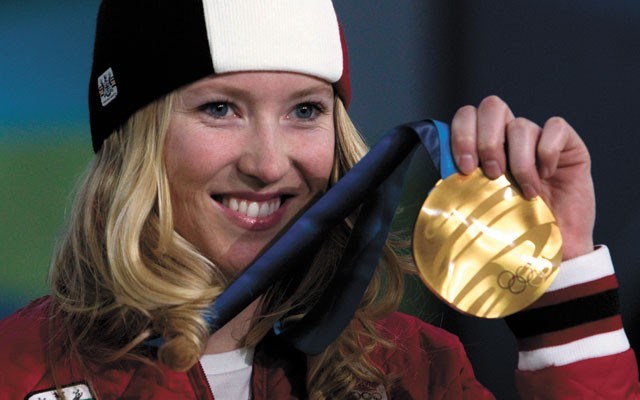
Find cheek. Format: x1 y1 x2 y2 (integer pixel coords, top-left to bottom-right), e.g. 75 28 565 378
319 141 336 180
165 119 199 185
164 120 233 188
298 131 335 188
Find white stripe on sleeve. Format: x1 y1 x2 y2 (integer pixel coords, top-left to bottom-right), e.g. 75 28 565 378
547 246 614 292
517 328 630 371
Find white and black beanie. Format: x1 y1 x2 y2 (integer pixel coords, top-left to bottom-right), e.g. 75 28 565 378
89 0 351 152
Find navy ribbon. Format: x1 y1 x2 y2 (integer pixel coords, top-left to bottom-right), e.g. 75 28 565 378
147 119 455 354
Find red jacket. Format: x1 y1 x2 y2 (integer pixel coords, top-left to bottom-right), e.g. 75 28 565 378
2 246 638 399
0 294 637 399
0 297 488 399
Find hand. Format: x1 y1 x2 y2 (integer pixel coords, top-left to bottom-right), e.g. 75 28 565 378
450 95 595 260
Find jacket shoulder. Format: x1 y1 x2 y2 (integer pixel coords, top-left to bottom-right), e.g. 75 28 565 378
0 296 54 397
0 296 52 351
372 312 493 399
375 312 462 352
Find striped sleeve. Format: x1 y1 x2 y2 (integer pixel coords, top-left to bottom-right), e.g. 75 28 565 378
505 246 630 372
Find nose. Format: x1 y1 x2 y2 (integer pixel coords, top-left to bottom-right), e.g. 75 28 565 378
238 119 290 185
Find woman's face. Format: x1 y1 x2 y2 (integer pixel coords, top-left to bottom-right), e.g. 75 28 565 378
165 72 336 276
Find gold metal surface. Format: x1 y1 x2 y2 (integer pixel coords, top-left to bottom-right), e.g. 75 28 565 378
412 169 562 318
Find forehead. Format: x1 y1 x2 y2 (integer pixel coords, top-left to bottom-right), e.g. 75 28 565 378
179 71 335 102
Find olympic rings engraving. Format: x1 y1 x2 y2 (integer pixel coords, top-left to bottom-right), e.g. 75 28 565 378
497 263 553 294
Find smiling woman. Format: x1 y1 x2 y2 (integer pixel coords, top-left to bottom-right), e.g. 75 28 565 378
0 1 638 399
166 73 336 274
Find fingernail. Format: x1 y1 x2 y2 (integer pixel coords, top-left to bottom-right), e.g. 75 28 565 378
457 154 475 173
520 183 537 199
483 160 502 179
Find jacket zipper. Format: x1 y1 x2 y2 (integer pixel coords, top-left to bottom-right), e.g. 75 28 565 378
187 361 216 400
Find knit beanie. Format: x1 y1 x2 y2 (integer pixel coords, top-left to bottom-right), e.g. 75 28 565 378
88 0 351 152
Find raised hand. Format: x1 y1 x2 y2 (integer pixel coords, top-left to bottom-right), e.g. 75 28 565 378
450 95 595 259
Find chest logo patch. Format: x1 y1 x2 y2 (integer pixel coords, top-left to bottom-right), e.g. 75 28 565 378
352 384 388 399
25 382 95 400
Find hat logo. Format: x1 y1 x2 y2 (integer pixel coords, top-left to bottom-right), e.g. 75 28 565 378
98 67 118 106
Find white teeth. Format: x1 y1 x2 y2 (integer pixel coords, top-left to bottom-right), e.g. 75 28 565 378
239 200 248 214
220 196 282 218
246 202 260 218
259 203 270 217
270 198 281 214
229 198 239 212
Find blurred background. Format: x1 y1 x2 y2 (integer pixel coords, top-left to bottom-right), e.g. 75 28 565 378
2 1 639 397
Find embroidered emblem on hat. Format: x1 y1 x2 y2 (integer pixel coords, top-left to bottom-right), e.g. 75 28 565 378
98 67 118 106
24 382 95 400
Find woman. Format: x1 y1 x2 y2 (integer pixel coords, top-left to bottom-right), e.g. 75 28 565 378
0 1 637 399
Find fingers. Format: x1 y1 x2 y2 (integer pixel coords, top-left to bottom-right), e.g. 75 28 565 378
451 95 515 178
476 96 515 179
507 117 583 198
451 105 479 174
506 118 543 198
537 116 576 178
451 96 583 199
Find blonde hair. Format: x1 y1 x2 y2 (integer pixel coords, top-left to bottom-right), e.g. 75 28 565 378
49 93 414 397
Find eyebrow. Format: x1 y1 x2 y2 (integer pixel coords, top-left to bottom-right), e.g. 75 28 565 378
288 84 335 100
183 78 334 102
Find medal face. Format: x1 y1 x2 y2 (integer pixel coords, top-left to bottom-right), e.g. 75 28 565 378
412 169 562 318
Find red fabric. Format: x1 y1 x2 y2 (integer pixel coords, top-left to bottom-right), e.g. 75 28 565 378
370 313 494 399
515 350 640 399
1 297 637 399
335 23 351 107
528 275 619 309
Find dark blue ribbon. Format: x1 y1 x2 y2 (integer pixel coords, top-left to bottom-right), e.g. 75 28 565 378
146 119 455 354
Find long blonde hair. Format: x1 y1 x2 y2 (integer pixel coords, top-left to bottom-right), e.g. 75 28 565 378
49 93 414 398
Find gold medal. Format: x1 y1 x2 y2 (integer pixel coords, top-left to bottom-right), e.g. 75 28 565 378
412 168 562 318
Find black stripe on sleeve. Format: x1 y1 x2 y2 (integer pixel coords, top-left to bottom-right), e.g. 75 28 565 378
505 289 620 339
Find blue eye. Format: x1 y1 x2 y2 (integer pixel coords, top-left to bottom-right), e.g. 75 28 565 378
204 102 231 118
294 103 321 120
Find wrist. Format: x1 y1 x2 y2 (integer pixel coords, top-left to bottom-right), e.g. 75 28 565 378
561 239 595 261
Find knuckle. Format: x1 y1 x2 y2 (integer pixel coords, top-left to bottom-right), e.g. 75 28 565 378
545 116 568 131
455 104 477 116
451 107 475 130
479 95 505 110
508 117 534 132
477 141 502 157
451 132 475 149
537 145 555 161
510 165 532 179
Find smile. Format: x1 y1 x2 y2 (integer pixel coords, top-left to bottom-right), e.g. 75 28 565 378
220 196 282 218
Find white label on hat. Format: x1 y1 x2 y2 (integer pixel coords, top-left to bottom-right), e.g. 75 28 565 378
202 0 343 83
98 67 118 106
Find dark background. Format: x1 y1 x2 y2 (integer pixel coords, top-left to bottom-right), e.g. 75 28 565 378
2 1 639 398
